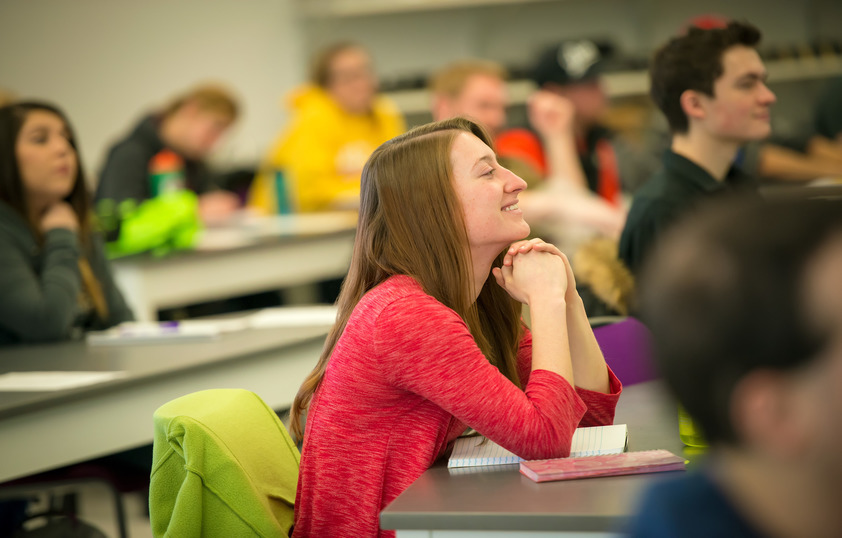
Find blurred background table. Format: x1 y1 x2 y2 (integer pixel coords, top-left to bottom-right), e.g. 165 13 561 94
111 211 357 321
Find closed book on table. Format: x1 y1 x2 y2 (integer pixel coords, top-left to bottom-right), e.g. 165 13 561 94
519 449 686 483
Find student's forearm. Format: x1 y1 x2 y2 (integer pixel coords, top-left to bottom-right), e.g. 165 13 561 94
758 144 842 181
807 136 842 165
542 133 588 189
566 296 610 393
529 296 574 386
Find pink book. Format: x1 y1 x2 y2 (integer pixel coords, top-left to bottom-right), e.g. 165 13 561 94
519 449 686 483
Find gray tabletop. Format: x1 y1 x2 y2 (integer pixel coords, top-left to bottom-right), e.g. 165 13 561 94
0 324 332 482
0 324 330 419
380 380 701 533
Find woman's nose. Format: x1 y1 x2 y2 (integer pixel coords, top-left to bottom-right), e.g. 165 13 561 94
504 168 528 192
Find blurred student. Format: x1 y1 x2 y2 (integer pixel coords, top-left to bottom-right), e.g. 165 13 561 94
249 42 405 214
800 76 842 172
430 59 509 136
684 17 842 184
0 102 133 344
430 59 625 243
95 84 241 251
630 195 842 538
497 41 657 204
290 118 621 537
619 21 775 275
814 76 842 145
0 88 16 107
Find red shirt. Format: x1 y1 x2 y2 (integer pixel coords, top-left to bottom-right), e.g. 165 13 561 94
293 275 622 537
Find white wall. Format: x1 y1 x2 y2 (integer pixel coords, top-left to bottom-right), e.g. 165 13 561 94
0 0 835 185
0 0 306 184
303 0 823 79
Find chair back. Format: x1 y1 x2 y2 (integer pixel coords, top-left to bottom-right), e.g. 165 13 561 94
150 389 299 537
593 317 658 386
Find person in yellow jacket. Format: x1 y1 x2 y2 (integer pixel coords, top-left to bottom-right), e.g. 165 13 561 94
250 42 405 213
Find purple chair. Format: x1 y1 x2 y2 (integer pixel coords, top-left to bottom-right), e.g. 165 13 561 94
593 317 658 386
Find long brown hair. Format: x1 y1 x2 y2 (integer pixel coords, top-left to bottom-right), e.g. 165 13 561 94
290 117 523 441
0 102 108 321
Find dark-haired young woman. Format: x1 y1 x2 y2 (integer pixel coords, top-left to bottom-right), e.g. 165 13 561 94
0 102 132 344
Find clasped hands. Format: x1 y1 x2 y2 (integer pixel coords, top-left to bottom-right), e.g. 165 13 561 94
492 238 577 305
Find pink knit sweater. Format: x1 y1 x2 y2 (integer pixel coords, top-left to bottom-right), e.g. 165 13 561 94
292 275 622 537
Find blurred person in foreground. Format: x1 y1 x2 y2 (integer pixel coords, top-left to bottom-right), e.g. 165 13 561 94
95 83 241 254
629 194 842 538
249 42 405 214
619 21 774 276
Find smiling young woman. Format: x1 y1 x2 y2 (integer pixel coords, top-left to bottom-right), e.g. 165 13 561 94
289 117 621 538
0 102 133 344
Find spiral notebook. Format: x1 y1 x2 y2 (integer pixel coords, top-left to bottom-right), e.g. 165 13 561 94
447 424 628 469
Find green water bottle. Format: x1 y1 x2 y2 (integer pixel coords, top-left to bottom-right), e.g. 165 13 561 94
274 170 293 214
678 404 708 447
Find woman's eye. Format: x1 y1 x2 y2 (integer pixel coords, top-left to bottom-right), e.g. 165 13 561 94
483 168 495 177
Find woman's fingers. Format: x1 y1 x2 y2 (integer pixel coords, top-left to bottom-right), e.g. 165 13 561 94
505 238 562 266
492 266 505 289
531 241 564 259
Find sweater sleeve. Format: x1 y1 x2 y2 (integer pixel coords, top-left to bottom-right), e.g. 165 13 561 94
378 296 588 461
516 326 621 427
88 233 135 328
0 229 82 342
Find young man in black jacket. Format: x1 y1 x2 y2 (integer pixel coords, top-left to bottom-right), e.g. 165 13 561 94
619 22 776 275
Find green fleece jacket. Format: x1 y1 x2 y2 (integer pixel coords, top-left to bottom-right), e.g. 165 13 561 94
0 201 134 345
151 389 299 537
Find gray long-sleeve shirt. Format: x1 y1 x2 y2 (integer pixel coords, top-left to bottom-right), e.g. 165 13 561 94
0 201 134 345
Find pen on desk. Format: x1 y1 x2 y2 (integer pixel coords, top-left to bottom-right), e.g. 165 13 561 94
117 321 180 337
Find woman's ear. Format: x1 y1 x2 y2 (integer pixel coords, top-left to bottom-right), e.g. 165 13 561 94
730 370 812 460
679 89 707 123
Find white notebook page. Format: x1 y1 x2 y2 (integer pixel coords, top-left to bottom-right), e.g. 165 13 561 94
448 424 628 468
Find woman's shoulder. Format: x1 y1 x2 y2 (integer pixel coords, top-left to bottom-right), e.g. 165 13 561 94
0 202 36 250
356 275 464 332
357 276 450 315
360 275 428 308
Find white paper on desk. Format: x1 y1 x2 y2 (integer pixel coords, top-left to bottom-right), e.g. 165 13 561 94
248 305 338 329
447 424 629 468
86 319 246 346
0 371 127 391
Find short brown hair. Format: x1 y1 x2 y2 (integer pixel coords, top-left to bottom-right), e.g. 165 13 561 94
650 21 761 133
163 83 239 122
310 42 369 88
429 60 507 99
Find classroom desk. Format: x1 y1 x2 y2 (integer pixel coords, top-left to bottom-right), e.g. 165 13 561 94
380 381 694 538
0 324 331 483
111 211 357 321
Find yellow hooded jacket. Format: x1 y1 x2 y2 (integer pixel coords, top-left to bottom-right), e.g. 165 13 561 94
249 85 405 213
